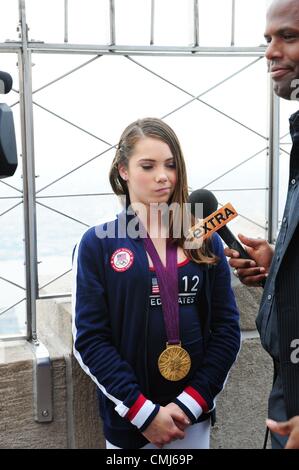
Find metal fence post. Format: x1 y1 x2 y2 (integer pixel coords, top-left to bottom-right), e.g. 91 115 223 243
109 0 116 46
18 0 53 424
267 78 280 243
18 0 38 342
193 0 199 47
231 0 236 47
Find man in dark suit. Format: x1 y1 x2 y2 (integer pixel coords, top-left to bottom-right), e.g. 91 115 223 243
224 0 299 449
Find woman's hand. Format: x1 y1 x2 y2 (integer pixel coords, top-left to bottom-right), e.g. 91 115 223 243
165 402 191 431
142 406 187 448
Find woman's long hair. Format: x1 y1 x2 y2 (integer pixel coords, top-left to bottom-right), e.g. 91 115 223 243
109 117 217 265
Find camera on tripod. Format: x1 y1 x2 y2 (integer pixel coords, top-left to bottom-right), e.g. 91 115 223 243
0 70 18 179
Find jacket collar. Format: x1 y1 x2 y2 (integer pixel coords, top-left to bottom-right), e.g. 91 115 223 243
289 110 299 143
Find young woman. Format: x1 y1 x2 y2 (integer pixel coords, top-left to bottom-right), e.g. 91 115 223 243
72 117 240 449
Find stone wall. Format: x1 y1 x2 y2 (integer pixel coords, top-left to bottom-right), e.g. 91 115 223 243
0 277 273 448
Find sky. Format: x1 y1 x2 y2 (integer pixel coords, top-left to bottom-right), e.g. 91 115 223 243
0 0 273 47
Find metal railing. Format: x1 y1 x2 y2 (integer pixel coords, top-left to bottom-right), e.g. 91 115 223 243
0 0 283 344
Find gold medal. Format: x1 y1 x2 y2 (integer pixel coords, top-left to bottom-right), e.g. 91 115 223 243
158 342 191 381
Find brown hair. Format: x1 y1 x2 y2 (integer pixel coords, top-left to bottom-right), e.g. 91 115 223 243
109 118 217 265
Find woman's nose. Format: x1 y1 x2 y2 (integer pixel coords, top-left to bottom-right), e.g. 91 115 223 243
155 172 168 183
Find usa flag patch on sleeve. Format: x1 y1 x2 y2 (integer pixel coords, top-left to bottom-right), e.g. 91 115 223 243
110 248 134 272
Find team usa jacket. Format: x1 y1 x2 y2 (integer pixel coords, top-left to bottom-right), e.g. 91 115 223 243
72 212 241 448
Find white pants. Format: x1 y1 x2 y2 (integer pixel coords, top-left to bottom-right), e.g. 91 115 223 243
106 419 210 449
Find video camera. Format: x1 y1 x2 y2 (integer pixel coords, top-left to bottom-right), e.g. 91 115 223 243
0 70 18 179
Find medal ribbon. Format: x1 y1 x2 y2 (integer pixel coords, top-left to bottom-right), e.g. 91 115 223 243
143 235 180 345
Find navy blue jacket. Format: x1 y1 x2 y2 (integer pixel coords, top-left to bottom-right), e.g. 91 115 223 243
72 212 240 448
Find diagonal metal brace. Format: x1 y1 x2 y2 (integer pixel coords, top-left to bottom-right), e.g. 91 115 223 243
32 340 53 422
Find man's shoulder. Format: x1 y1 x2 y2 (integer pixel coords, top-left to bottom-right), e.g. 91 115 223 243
289 109 299 126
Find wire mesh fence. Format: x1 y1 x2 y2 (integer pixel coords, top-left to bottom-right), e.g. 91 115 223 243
0 0 297 339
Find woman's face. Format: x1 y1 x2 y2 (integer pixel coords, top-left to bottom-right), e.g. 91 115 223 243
119 137 177 208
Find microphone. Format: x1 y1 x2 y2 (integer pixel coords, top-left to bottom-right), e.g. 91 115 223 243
0 71 13 94
188 188 250 259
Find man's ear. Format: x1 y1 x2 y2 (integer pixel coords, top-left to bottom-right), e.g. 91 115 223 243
118 165 128 181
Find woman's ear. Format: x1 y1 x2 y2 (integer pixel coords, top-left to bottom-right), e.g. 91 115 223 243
118 165 128 181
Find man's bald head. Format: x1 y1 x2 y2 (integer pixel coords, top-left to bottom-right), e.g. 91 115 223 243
267 0 299 22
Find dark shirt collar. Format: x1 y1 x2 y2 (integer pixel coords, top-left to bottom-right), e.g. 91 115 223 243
289 110 299 143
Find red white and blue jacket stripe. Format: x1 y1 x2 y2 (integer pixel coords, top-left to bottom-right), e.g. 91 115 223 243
72 213 240 448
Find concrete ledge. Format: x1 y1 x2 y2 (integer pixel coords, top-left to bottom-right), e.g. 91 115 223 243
71 356 105 448
0 280 272 449
231 274 263 331
211 337 272 449
37 299 104 448
0 340 68 449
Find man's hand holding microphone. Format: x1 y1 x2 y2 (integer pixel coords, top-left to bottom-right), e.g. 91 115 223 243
224 234 274 288
187 188 274 288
